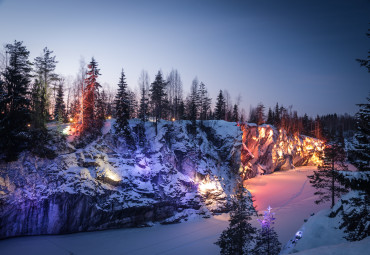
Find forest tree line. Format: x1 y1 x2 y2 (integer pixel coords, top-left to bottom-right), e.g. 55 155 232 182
0 41 359 160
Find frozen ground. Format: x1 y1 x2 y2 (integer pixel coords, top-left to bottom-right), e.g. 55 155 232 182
0 166 328 254
244 166 330 244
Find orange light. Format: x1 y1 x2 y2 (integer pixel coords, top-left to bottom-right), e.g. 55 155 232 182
69 118 73 122
108 116 112 120
172 118 175 121
27 123 31 127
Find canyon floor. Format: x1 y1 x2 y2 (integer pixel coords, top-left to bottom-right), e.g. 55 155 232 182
0 166 330 254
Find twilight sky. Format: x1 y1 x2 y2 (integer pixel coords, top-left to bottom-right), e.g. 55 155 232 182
0 0 369 116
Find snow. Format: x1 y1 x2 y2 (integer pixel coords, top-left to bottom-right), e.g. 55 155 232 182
0 215 229 255
293 237 370 254
244 166 331 244
0 166 334 254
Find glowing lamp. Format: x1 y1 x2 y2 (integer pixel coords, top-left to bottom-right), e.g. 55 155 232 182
69 118 73 122
27 123 31 127
108 116 112 120
172 118 175 121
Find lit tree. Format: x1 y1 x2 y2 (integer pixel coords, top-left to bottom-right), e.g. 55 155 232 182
253 206 281 255
114 69 130 134
308 137 348 208
81 57 101 134
0 41 32 160
215 183 256 255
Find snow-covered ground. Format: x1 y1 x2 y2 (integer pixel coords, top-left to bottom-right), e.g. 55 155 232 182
0 166 329 254
245 166 331 244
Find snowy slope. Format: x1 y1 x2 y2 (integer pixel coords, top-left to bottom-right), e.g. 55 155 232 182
282 190 370 254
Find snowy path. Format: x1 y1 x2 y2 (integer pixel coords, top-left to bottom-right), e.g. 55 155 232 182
0 166 327 254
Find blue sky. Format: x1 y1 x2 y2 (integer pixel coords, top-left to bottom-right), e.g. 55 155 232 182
0 0 369 116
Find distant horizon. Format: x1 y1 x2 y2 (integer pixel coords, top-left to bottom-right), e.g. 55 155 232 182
0 0 369 117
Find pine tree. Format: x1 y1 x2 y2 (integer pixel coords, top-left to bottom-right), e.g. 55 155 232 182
351 95 370 171
0 41 32 161
81 57 101 134
215 90 225 120
114 69 130 134
54 82 66 122
215 183 256 255
308 137 348 208
150 71 167 135
254 206 281 255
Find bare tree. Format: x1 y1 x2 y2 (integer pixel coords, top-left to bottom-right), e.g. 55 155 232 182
166 69 183 120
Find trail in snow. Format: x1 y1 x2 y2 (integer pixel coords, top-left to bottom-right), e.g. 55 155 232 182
0 167 328 254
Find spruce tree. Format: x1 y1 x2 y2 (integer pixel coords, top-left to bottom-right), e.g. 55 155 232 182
150 71 167 135
232 104 239 122
139 84 149 122
351 95 370 171
256 103 266 125
308 137 348 208
198 82 211 120
273 103 280 127
0 41 32 161
54 82 66 122
189 78 199 134
215 183 256 255
33 47 58 127
114 69 130 134
266 107 274 124
215 90 225 120
254 206 281 255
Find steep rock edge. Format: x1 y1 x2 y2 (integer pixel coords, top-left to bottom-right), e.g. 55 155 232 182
240 123 323 179
0 120 323 239
0 120 241 239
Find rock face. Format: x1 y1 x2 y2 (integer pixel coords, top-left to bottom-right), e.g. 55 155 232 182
0 120 241 239
0 120 323 239
240 123 323 178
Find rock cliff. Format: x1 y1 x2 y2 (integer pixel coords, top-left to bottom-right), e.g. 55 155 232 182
0 120 323 239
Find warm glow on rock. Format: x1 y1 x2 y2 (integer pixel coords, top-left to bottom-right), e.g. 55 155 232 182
106 170 120 182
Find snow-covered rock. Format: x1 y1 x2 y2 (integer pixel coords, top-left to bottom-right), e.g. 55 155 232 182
0 120 323 239
0 120 241 239
240 123 323 178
